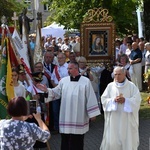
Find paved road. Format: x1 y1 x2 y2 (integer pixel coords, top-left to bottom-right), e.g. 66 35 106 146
49 116 150 150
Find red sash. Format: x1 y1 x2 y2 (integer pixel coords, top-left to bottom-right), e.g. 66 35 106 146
33 85 38 94
44 71 51 81
54 66 61 81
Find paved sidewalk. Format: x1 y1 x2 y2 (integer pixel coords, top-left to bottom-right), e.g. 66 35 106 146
49 116 150 150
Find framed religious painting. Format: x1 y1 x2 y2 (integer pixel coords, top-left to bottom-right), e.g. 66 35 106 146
80 8 115 63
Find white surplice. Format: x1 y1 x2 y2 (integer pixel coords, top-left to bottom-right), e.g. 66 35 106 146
45 76 100 134
100 79 141 150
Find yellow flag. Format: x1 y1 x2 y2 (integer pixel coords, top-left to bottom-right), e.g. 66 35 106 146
6 38 15 101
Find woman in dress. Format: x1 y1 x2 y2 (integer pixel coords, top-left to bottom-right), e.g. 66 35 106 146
0 96 50 150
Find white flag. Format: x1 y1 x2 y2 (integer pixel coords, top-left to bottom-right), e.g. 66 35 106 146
34 24 43 63
12 28 31 72
22 23 31 70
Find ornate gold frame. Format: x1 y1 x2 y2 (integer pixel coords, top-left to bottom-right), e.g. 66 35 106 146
80 8 115 63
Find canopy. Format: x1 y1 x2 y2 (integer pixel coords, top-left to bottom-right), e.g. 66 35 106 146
41 22 66 39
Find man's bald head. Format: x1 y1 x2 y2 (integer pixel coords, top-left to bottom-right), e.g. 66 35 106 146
132 42 138 50
113 66 126 83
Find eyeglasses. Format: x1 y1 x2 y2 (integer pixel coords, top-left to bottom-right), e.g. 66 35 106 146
19 73 26 76
35 66 43 68
78 62 86 63
57 57 65 59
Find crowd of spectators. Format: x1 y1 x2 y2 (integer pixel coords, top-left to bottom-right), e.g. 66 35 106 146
1 32 149 149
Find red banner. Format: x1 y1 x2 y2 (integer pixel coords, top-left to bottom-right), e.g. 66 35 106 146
0 27 14 35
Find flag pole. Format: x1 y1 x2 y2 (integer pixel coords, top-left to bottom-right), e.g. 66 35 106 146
1 15 21 65
22 9 34 72
37 12 42 48
33 12 43 63
33 0 39 32
5 25 21 65
0 16 7 55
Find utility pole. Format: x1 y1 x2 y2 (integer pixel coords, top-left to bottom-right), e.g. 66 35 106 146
32 0 39 33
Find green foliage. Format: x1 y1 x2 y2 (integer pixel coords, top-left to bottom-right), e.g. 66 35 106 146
45 0 100 29
143 0 150 41
140 92 150 119
0 0 25 26
111 0 138 35
43 0 139 35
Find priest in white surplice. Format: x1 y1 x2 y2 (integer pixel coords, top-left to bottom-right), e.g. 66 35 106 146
36 62 100 150
100 66 141 150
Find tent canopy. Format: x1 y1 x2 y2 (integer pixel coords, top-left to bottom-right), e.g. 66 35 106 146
41 22 66 39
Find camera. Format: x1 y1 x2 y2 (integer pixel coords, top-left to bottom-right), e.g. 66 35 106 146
28 100 37 115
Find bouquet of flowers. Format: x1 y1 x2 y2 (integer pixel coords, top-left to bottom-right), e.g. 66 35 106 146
146 96 150 104
143 69 150 83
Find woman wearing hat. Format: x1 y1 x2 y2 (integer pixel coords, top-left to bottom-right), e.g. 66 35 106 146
18 64 30 90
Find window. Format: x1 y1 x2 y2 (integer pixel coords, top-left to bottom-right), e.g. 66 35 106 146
44 4 49 11
24 0 32 10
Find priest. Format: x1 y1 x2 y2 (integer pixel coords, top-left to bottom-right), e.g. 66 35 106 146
100 66 141 150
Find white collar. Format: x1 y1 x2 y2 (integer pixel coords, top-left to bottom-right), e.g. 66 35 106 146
115 80 125 87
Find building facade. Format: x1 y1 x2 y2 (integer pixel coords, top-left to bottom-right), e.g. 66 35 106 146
17 0 50 33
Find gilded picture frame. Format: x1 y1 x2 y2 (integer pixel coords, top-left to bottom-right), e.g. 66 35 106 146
80 8 115 63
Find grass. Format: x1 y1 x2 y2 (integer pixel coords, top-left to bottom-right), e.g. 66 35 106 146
139 92 150 119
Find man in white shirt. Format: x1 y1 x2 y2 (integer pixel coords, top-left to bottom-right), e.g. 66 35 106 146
73 36 81 61
44 37 52 51
119 37 127 54
139 41 147 90
50 53 69 132
51 53 69 86
61 37 72 52
100 66 141 150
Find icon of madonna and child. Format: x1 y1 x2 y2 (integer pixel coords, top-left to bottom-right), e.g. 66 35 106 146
90 35 107 55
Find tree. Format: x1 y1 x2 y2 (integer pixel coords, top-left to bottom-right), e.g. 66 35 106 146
143 0 150 41
42 0 139 35
110 0 139 35
0 0 25 25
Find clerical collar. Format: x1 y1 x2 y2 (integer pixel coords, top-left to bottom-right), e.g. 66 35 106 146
70 75 81 82
115 80 125 86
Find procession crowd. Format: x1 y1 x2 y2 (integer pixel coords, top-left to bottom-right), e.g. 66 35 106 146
0 33 149 150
